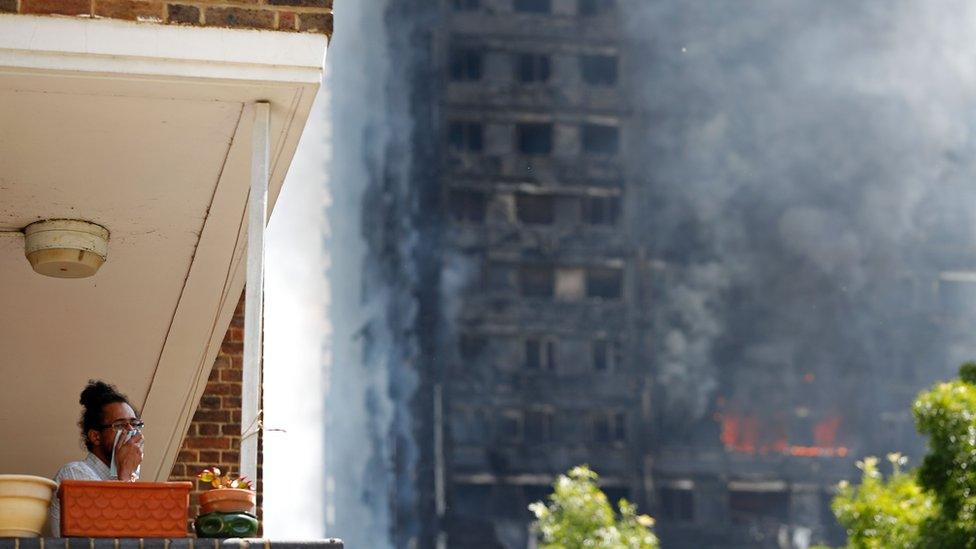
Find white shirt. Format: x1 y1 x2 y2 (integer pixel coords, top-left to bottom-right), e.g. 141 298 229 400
49 452 139 537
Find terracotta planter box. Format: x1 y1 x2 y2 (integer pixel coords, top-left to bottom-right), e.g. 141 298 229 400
199 488 256 515
58 480 192 538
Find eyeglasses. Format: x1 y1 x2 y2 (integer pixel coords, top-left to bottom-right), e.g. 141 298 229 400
99 419 145 431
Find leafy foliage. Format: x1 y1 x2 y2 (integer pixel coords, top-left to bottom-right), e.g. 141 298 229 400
197 466 254 490
831 454 933 549
529 465 659 549
830 362 976 548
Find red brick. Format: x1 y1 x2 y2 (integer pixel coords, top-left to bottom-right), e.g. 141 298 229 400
221 451 240 463
221 341 243 355
199 450 221 463
212 355 232 371
277 11 296 31
205 382 238 396
177 450 198 462
169 463 185 477
298 11 331 34
21 0 90 15
221 424 241 437
199 395 221 409
231 410 242 423
268 0 330 6
205 6 274 30
221 368 243 382
166 3 199 24
0 0 17 13
192 409 230 423
93 0 162 20
185 437 231 450
197 423 221 436
222 395 242 409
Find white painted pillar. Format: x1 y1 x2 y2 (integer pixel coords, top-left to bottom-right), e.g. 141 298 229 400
242 101 270 484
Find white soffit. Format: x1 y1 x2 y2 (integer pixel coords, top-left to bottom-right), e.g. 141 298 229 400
0 15 326 480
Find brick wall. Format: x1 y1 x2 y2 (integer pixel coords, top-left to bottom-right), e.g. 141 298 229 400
0 0 333 36
168 292 264 530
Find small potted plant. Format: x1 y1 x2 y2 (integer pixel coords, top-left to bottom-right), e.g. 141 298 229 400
194 467 258 538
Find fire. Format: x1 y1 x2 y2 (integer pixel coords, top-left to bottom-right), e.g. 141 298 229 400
717 412 848 458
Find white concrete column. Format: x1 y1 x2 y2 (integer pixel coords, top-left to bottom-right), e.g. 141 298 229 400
242 101 270 484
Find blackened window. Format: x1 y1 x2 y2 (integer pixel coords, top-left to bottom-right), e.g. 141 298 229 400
660 488 695 522
592 339 619 371
517 123 553 155
460 334 486 360
582 123 619 155
586 267 623 299
581 196 620 225
498 411 523 442
526 410 554 442
449 121 484 152
516 193 555 224
525 338 556 370
449 190 487 223
450 48 483 81
594 411 626 442
516 53 551 83
519 265 555 297
514 0 551 13
484 262 512 292
452 0 480 10
580 55 618 86
578 0 613 15
729 490 790 525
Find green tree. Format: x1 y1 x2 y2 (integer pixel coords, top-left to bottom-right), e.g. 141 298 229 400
529 465 659 549
830 362 976 548
831 453 933 549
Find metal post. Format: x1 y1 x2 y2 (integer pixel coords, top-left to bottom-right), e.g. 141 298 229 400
242 101 269 484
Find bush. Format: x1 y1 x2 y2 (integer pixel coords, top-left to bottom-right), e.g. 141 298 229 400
831 362 976 548
530 465 659 549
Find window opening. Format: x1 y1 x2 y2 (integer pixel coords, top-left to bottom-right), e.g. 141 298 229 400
582 123 620 155
580 55 618 86
516 193 555 224
517 123 553 155
517 53 552 83
450 48 484 81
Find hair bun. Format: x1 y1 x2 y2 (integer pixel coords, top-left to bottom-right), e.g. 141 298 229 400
79 380 118 407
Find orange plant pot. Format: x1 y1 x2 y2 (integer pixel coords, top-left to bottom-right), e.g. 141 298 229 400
58 480 192 538
198 489 256 515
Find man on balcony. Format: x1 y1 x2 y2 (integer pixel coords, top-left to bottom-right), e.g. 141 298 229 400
48 380 145 536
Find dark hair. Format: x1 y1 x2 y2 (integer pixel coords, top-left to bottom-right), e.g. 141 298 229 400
78 380 131 451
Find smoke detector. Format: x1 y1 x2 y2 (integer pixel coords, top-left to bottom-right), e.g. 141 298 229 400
23 219 110 278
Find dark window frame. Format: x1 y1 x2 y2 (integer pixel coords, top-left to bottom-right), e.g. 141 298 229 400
449 189 487 223
517 123 554 155
514 0 551 14
516 193 556 225
582 123 620 155
516 53 552 83
586 266 623 299
581 195 621 225
580 54 619 86
519 265 556 297
449 120 484 153
451 0 480 10
450 48 484 81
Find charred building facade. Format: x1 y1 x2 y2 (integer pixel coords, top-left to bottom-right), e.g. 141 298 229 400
435 0 644 547
337 1 976 548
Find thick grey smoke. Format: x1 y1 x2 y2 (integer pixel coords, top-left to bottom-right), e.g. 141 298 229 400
322 0 420 547
624 1 976 451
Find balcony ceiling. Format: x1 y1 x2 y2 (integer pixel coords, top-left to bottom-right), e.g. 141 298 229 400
0 15 325 480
